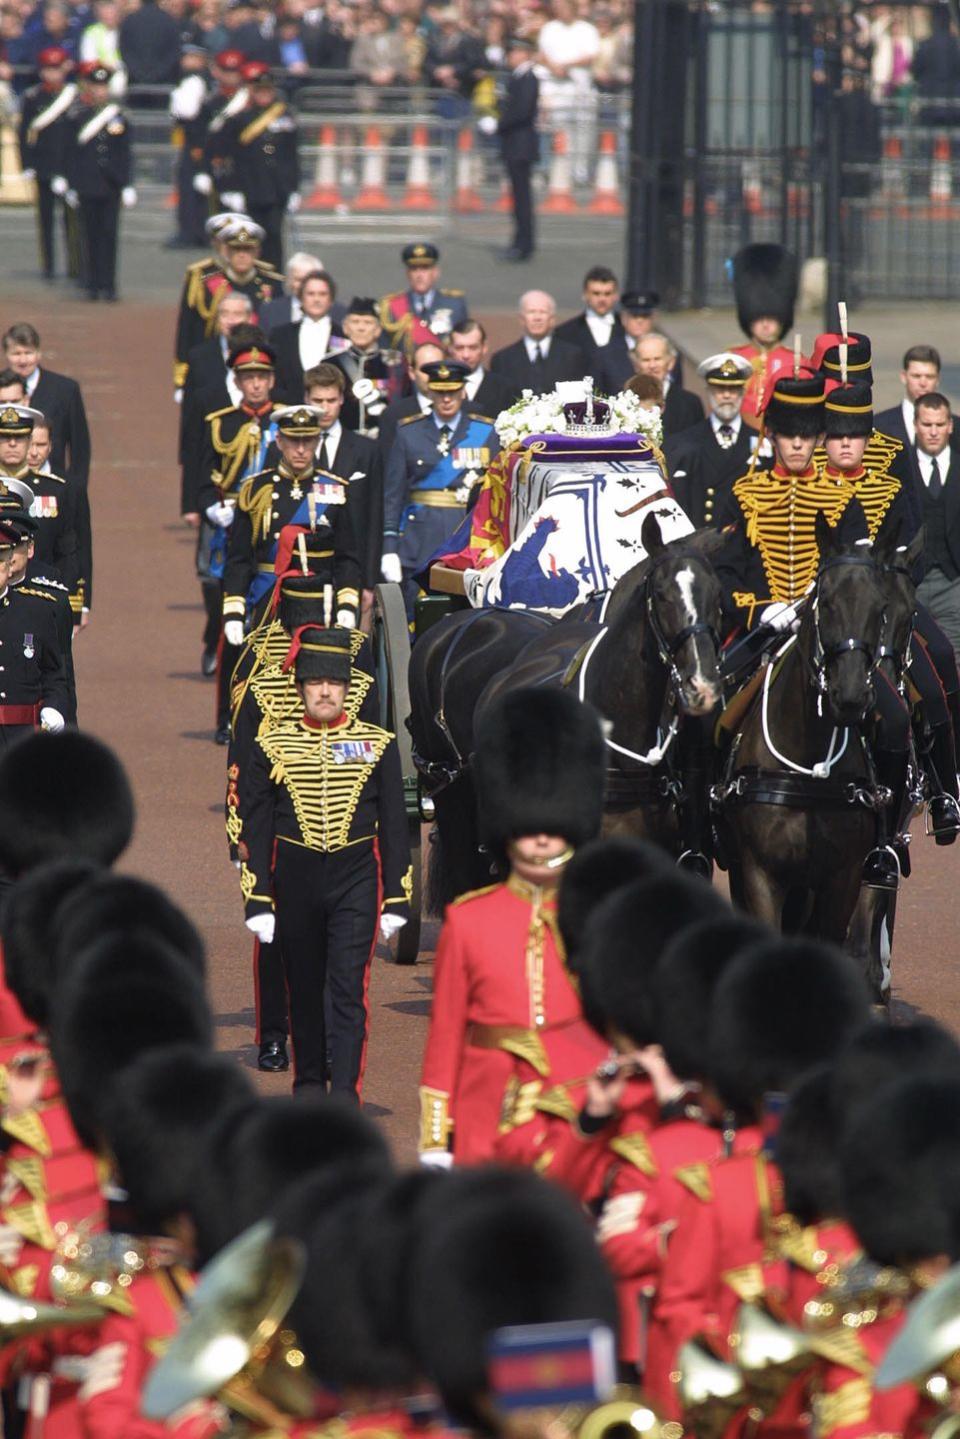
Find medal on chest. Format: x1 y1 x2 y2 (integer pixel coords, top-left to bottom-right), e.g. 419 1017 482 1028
330 739 377 765
23 633 34 659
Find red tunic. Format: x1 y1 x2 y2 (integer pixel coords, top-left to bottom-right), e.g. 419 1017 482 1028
731 342 795 430
419 879 583 1164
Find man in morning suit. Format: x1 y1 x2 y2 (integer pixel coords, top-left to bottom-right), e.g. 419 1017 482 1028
637 331 703 435
489 290 585 404
2 323 91 490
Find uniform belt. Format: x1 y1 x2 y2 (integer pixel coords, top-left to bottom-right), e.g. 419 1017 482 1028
0 705 39 726
257 554 332 572
410 489 465 508
465 1023 539 1049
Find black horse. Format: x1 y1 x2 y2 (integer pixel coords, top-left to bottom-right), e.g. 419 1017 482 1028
409 514 725 911
714 511 917 955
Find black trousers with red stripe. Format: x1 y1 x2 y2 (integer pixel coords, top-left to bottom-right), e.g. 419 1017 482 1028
273 838 379 1094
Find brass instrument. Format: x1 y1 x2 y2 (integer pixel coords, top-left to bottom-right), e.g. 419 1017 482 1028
142 1220 308 1423
0 1284 104 1337
676 1336 749 1439
876 1260 960 1392
576 1388 683 1439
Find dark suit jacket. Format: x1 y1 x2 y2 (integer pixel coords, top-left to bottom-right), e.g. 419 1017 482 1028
31 368 90 487
662 383 704 437
489 336 585 404
272 318 346 404
498 66 539 165
259 295 348 333
179 336 229 467
665 417 754 529
553 314 630 373
471 369 514 419
322 426 383 589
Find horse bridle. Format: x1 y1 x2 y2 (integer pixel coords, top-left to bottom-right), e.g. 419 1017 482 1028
643 550 720 695
874 558 915 691
807 551 887 701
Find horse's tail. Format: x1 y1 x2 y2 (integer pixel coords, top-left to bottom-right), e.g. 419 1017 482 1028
426 773 491 916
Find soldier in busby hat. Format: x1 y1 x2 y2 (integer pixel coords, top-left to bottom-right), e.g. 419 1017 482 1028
418 687 606 1167
236 623 410 1096
730 242 798 429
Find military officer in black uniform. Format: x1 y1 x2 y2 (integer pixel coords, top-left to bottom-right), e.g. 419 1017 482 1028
193 48 250 211
55 62 136 302
18 45 79 281
167 43 212 249
379 241 470 353
223 403 360 639
0 501 77 725
666 351 757 528
217 62 300 271
0 518 69 745
0 405 84 616
239 624 411 1094
324 297 405 437
228 561 377 1072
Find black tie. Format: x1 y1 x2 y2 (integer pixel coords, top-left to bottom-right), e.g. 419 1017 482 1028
929 456 943 498
318 435 330 471
532 343 544 371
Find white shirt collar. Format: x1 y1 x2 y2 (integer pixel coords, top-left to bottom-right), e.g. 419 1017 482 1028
25 367 40 397
524 335 551 361
316 420 341 463
902 396 917 444
416 391 432 413
919 447 950 484
432 407 460 431
584 310 615 346
465 365 485 399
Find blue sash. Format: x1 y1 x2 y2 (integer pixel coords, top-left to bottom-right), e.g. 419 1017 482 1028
245 477 344 611
400 418 493 533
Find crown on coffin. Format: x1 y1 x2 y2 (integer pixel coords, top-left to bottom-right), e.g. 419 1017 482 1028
561 377 615 436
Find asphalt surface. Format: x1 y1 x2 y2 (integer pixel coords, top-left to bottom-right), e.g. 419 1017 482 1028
5 223 960 1161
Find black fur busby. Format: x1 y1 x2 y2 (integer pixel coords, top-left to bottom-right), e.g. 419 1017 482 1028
842 1077 960 1265
101 1045 254 1235
655 914 766 1084
578 872 726 1046
824 382 874 439
53 873 205 978
474 689 606 862
557 836 670 973
811 331 873 387
278 574 331 634
0 732 134 876
777 1066 844 1226
830 1018 960 1132
708 937 869 1116
285 1169 442 1393
407 1167 618 1431
763 373 826 439
50 933 212 1150
2 859 99 1027
732 243 798 341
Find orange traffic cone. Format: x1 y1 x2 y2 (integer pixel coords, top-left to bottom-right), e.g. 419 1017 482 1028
881 133 905 198
931 132 952 217
305 125 343 209
353 126 390 210
454 127 484 212
586 130 623 216
539 129 579 214
402 124 435 209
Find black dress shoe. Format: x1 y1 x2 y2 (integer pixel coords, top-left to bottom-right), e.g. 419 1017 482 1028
930 794 960 845
676 849 713 880
498 247 533 262
201 646 218 677
215 723 231 745
258 1038 289 1072
862 845 900 892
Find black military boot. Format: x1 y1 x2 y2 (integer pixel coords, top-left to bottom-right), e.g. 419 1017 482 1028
863 749 908 892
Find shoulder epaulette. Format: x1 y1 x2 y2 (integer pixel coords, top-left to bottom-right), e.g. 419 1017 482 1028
186 257 217 276
40 470 66 485
674 1161 713 1202
471 414 495 425
204 404 236 423
535 1085 578 1124
380 290 402 303
255 262 284 282
399 411 425 426
443 287 465 297
610 1131 659 1178
721 1261 766 1304
18 586 56 604
449 882 501 908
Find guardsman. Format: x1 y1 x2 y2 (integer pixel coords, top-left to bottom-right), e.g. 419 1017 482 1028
325 296 405 437
381 359 496 617
418 687 605 1167
379 242 469 354
193 47 249 210
666 351 757 528
0 404 86 617
238 625 411 1095
196 339 280 741
730 243 797 430
56 62 136 303
216 62 300 271
228 559 377 1073
173 213 283 395
18 46 79 281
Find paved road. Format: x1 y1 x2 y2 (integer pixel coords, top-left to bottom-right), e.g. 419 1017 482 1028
6 240 959 1162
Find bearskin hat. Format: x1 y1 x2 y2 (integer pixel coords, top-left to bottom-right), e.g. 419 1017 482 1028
557 836 669 973
474 689 606 862
50 933 211 1150
830 1018 960 1132
2 859 99 1027
842 1077 960 1265
0 732 134 876
655 914 766 1084
101 1045 253 1235
763 372 826 440
53 873 205 977
407 1167 618 1431
278 573 332 634
578 873 726 1045
823 381 874 439
810 331 873 388
732 242 798 340
708 937 869 1116
777 1066 844 1226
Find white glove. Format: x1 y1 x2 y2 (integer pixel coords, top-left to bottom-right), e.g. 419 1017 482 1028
224 619 245 646
21 168 35 182
419 1150 453 1170
205 501 235 528
245 913 276 945
352 377 377 403
0 1223 24 1268
121 185 137 208
193 172 213 195
220 190 245 210
380 552 402 584
759 601 800 633
50 174 68 196
65 188 79 209
379 912 407 940
336 607 356 629
173 387 183 405
477 115 497 136
40 707 65 732
597 1191 645 1243
286 191 301 213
